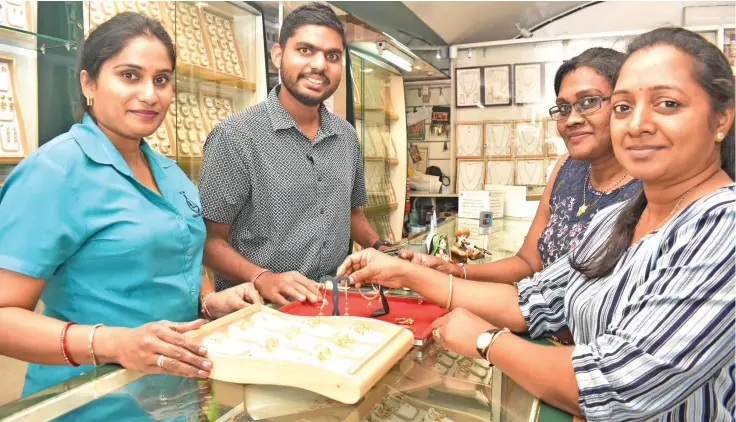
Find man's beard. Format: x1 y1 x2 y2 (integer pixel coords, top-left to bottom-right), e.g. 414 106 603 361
281 70 338 106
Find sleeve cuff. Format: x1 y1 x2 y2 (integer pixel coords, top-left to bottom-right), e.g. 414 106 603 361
0 255 55 280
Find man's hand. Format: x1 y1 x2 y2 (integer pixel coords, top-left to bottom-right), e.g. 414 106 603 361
253 271 319 305
205 283 263 319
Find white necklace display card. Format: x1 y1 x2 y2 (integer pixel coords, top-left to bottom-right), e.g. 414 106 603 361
486 160 514 186
457 160 484 192
515 159 546 186
513 63 543 105
544 119 567 156
513 121 543 156
484 121 512 157
543 62 563 104
455 123 483 158
455 68 481 108
482 65 511 106
2 1 32 30
0 57 26 159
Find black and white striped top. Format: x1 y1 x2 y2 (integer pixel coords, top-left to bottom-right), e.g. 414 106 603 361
517 184 735 421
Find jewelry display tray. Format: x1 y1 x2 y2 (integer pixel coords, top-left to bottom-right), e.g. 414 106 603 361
186 304 414 404
279 290 449 346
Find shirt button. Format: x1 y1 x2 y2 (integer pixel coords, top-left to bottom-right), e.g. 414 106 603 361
186 249 192 256
176 215 182 221
320 208 325 215
317 176 323 182
323 241 327 247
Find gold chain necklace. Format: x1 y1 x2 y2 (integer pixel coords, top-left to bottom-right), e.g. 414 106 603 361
577 167 629 216
638 184 700 238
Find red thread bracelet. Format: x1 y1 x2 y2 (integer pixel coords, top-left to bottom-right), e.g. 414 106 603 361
60 322 79 367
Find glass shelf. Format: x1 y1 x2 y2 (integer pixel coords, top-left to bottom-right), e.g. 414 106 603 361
0 25 77 53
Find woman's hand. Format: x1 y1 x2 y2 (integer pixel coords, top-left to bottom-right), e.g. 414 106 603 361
98 320 211 378
206 283 263 319
398 250 459 276
336 248 411 289
432 308 497 358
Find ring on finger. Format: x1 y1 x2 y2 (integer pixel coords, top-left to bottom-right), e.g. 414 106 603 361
157 355 167 369
432 328 441 341
172 322 180 331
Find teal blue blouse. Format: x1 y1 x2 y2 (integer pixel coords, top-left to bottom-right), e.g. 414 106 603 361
0 114 206 396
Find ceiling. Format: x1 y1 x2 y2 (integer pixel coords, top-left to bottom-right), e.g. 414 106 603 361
403 1 587 45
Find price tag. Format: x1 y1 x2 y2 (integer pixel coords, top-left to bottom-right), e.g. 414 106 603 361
479 211 493 235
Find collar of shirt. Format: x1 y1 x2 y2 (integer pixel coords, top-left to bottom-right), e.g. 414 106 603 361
70 113 176 177
265 85 336 144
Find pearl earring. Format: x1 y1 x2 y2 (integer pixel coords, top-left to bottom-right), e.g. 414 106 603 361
717 132 725 140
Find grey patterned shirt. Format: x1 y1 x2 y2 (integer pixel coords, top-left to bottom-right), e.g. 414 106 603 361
199 86 367 291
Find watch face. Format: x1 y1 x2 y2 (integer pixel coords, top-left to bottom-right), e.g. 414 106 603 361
476 332 492 350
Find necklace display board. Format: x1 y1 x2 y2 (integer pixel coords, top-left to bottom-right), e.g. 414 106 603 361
187 304 414 404
0 56 27 162
485 159 514 186
543 118 567 156
513 63 543 105
515 159 545 186
482 65 512 106
513 121 543 157
456 159 485 191
455 67 482 108
455 122 483 158
484 121 513 157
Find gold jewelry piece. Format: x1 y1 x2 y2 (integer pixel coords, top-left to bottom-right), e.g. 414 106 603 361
432 328 442 342
226 30 233 41
157 355 166 369
265 337 279 352
217 110 228 120
215 98 223 109
205 14 214 24
359 285 381 310
88 323 104 366
344 286 350 316
191 107 201 118
223 101 232 111
181 106 191 117
578 167 629 216
217 27 225 38
428 408 446 422
216 59 225 71
215 16 223 26
194 31 202 41
350 323 368 335
374 404 396 420
225 61 234 74
394 317 414 325
445 274 454 310
316 283 327 322
418 296 424 305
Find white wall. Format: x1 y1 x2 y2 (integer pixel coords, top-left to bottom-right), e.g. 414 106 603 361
535 1 735 38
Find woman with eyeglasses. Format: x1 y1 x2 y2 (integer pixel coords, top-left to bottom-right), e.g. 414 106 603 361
400 49 642 321
339 27 734 420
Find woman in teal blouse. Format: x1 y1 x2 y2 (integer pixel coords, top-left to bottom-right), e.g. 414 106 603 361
0 12 260 396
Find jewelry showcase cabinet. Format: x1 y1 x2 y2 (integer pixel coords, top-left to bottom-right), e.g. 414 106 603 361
0 1 267 185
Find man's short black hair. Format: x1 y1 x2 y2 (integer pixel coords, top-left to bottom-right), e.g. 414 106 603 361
279 2 346 50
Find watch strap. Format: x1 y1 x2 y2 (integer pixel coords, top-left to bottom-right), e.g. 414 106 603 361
372 239 389 249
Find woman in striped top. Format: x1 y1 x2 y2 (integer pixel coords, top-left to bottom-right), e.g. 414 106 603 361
339 27 734 421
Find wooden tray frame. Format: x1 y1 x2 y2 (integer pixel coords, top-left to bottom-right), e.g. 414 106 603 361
0 55 28 164
184 304 414 404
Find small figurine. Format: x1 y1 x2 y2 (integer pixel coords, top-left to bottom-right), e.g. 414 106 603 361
451 228 484 263
429 234 452 263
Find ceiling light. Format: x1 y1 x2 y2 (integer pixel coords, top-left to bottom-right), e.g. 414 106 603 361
436 50 441 60
468 48 472 59
382 50 412 72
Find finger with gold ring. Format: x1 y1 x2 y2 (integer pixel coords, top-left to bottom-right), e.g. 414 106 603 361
157 355 167 369
432 328 441 342
172 322 180 332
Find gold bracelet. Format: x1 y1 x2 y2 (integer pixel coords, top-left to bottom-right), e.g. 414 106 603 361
445 274 454 310
88 324 104 367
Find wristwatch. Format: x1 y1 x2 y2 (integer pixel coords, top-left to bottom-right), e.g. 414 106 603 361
372 239 389 249
476 327 510 362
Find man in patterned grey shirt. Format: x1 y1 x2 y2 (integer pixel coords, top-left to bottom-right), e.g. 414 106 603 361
198 3 388 305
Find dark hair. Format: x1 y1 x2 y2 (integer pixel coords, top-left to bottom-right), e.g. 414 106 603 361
554 47 626 96
279 2 346 50
571 27 736 279
78 12 175 115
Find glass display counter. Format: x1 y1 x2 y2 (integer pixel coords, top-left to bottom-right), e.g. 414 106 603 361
0 311 574 422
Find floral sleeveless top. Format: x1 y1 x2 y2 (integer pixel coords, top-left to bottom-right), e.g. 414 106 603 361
537 158 642 267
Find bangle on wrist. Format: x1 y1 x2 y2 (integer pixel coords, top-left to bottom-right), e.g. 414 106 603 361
88 324 104 366
60 322 79 367
445 274 454 310
456 263 467 279
250 268 272 285
200 292 215 320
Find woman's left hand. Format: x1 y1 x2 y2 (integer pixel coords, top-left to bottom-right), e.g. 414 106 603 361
432 308 497 358
206 283 263 319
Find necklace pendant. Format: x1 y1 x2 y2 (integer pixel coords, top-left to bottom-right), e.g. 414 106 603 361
577 204 587 216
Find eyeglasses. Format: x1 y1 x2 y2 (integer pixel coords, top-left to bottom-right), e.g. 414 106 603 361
549 96 611 121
